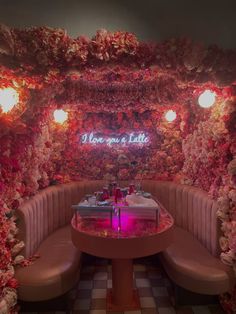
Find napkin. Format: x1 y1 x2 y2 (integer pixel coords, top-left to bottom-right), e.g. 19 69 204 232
126 194 158 207
79 200 89 206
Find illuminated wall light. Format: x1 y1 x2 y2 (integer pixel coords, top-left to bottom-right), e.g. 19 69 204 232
0 87 19 113
198 90 216 108
165 110 177 122
53 109 68 124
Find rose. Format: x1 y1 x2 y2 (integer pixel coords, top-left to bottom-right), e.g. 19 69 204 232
13 255 24 265
0 299 8 314
11 200 19 210
6 278 18 289
220 250 235 266
221 221 232 236
217 196 230 217
2 288 17 308
228 159 236 175
228 190 236 203
11 241 24 256
117 168 130 180
229 235 236 253
230 175 236 186
219 236 229 251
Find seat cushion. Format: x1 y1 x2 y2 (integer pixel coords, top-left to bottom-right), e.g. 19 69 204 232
159 226 235 295
16 225 81 301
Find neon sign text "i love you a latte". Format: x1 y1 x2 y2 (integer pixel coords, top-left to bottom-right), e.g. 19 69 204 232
81 132 149 145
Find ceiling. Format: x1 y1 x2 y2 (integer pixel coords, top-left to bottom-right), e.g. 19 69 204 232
0 0 235 48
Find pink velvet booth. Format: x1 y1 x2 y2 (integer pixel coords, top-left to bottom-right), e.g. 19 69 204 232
15 180 234 302
142 181 235 295
15 181 106 302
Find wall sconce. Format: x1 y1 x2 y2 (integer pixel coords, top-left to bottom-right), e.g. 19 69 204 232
0 87 19 113
198 90 216 108
165 110 177 122
53 109 68 124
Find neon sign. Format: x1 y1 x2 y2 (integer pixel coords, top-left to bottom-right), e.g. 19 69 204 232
81 132 149 145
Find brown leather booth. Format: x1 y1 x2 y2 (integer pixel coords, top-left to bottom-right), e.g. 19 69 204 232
15 180 234 302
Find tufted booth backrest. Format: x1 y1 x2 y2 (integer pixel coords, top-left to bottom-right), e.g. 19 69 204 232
142 181 221 257
16 180 220 258
16 181 106 258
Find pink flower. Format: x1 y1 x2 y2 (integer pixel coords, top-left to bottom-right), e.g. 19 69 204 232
228 159 236 175
11 200 19 210
220 250 235 266
219 236 229 251
117 168 129 180
229 235 236 253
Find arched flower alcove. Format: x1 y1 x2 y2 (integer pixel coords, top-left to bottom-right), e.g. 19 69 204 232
0 25 236 313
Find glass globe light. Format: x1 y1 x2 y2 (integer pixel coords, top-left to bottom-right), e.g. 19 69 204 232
0 87 19 113
53 109 68 124
165 110 177 122
198 90 216 108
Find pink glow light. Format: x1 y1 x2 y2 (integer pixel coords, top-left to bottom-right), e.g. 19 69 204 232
73 206 172 239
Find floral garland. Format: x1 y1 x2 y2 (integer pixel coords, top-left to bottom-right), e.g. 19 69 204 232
0 25 236 313
0 24 235 88
1 25 234 85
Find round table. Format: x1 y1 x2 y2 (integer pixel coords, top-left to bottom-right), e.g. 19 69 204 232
71 206 174 311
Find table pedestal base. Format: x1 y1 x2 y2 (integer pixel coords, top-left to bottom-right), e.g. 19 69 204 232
106 258 140 311
107 289 140 311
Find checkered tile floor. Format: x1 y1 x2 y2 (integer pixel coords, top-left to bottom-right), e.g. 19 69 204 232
20 256 225 314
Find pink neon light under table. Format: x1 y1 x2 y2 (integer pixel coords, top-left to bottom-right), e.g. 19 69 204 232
71 197 174 311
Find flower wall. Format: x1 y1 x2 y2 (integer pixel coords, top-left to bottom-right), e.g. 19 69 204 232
0 24 236 313
50 109 186 182
182 97 236 312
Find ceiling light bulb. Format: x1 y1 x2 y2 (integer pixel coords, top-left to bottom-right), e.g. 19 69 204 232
198 90 216 108
0 87 19 113
165 110 177 122
53 109 68 124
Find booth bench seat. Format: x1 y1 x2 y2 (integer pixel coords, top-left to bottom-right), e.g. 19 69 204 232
159 227 232 295
142 181 235 296
16 226 80 301
15 181 106 302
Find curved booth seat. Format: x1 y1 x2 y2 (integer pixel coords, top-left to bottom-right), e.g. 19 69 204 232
159 227 233 295
16 226 81 301
15 181 106 302
141 181 235 295
15 180 234 302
